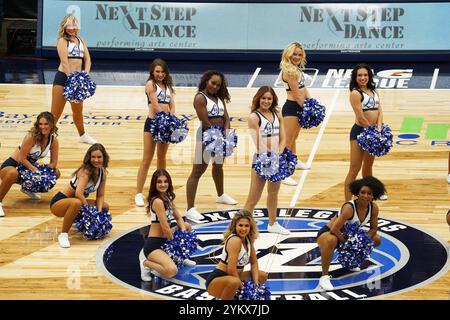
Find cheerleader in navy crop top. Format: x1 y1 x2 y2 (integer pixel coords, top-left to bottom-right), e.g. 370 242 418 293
0 112 60 217
316 176 384 291
50 143 109 248
244 86 291 236
205 210 268 300
135 59 176 207
344 64 384 202
52 14 97 146
185 70 237 220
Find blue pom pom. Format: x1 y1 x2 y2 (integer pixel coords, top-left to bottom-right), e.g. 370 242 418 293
63 71 96 103
16 164 56 193
357 124 393 157
298 98 326 129
74 205 113 240
234 279 271 300
253 148 297 182
202 126 237 158
162 229 199 268
149 112 189 144
337 222 374 270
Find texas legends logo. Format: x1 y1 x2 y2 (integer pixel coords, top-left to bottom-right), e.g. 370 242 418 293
99 208 448 300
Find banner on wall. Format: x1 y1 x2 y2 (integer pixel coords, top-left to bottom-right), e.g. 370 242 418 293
40 1 450 51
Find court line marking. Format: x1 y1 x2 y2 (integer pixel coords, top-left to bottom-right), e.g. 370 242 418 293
430 68 439 90
289 89 341 208
246 67 261 88
264 89 340 273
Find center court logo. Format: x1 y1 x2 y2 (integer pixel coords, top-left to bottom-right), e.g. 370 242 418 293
98 208 449 300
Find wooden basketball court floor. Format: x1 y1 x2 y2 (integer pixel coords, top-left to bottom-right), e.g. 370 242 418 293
0 83 448 299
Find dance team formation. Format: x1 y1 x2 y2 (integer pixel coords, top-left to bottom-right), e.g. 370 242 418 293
1 14 404 299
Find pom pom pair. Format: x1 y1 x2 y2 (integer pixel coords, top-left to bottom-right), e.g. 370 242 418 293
253 148 297 182
357 124 393 157
202 125 238 158
234 279 271 300
298 98 326 129
162 229 199 268
149 112 189 144
16 164 56 193
74 205 113 240
337 222 374 270
63 71 96 103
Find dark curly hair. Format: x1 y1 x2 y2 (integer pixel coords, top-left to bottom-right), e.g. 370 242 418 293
349 63 376 92
349 176 386 200
197 70 231 103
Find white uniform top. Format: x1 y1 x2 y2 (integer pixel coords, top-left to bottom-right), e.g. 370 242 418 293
357 89 379 112
149 199 176 227
338 199 372 227
199 92 225 118
220 234 251 269
255 110 280 138
146 83 172 105
67 36 84 59
70 168 103 196
20 134 55 162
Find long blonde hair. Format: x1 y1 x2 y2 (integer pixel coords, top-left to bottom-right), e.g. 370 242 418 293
223 210 259 243
279 42 306 79
57 14 80 41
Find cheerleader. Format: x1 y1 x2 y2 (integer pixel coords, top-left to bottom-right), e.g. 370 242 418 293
185 70 237 221
316 176 384 291
0 112 60 217
139 169 196 282
243 86 290 235
276 42 312 186
135 58 176 207
205 210 268 300
51 14 97 145
344 63 387 201
50 143 109 248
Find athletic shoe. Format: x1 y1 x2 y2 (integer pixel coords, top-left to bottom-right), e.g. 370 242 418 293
185 207 204 221
295 161 310 170
318 275 334 291
58 233 71 248
447 174 450 184
379 194 388 201
216 193 238 205
135 193 145 207
183 259 197 267
139 253 152 282
0 203 4 217
267 222 290 235
281 177 297 186
79 132 97 145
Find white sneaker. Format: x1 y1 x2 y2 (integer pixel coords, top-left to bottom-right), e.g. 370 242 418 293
79 132 97 145
281 177 297 186
379 194 388 201
267 222 290 235
216 193 238 205
0 203 4 217
183 258 197 267
135 193 145 207
139 254 152 282
20 188 41 200
348 267 361 272
185 207 204 221
58 233 70 248
318 275 334 291
296 161 310 170
447 174 450 184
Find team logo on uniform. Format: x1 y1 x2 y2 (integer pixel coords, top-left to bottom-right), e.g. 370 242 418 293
263 123 273 135
210 104 219 116
98 208 448 300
